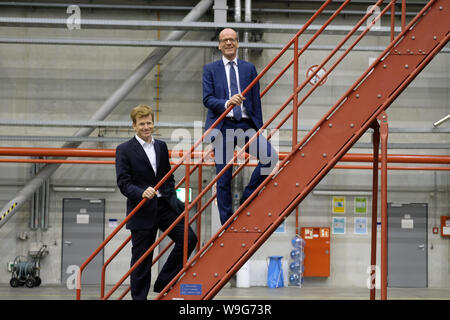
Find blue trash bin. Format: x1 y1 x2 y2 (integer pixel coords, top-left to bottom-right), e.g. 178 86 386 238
267 256 284 288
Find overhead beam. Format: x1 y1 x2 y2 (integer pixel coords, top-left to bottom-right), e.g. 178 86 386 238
0 17 401 35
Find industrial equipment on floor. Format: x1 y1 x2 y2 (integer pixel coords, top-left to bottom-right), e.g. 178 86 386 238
9 244 48 288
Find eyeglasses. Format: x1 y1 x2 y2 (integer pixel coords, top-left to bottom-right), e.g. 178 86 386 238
219 38 238 43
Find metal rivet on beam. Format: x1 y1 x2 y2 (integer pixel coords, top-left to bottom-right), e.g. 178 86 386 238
405 64 409 69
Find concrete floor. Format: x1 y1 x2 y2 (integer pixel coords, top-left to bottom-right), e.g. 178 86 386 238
0 284 448 300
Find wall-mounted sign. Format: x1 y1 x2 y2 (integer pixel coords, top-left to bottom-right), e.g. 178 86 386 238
332 217 346 234
355 197 368 214
332 196 346 214
306 65 327 86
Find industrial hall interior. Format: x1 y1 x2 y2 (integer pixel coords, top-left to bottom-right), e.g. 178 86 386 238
0 0 449 301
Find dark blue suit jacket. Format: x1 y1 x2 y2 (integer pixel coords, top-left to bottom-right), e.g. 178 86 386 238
202 59 263 137
115 137 176 230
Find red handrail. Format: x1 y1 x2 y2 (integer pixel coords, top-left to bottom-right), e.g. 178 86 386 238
2 148 450 164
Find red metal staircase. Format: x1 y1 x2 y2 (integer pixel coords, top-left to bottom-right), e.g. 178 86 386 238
77 0 449 300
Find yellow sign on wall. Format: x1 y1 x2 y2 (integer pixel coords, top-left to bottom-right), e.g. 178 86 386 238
332 196 346 213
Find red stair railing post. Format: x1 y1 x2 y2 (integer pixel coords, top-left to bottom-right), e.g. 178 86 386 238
196 164 203 253
293 35 299 147
378 112 389 301
401 0 406 31
183 161 190 266
391 0 396 41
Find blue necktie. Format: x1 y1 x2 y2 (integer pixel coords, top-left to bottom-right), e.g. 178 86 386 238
229 61 242 121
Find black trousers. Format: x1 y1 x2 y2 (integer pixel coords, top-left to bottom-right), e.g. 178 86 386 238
214 118 278 225
129 197 197 300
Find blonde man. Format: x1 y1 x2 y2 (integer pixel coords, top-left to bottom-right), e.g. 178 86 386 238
116 104 197 300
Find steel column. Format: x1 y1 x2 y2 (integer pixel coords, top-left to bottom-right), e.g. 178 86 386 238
378 112 389 300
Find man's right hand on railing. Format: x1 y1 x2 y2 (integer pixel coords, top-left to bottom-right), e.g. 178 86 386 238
226 93 245 108
142 186 157 199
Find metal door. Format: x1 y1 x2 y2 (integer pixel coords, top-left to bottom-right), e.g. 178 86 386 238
62 198 105 285
388 203 427 288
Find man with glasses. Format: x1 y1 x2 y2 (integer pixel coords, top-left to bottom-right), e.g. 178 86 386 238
202 28 278 226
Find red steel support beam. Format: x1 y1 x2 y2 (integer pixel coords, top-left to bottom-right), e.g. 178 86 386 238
1 147 449 165
378 112 389 301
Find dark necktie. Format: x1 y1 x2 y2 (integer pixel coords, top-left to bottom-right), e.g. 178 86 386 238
228 61 242 121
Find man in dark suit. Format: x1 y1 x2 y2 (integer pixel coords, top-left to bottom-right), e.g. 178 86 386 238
203 28 278 225
115 104 197 300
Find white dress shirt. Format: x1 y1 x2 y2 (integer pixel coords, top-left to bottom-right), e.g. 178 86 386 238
222 56 249 119
135 134 161 197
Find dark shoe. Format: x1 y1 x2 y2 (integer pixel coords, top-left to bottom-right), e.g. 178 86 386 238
153 281 173 293
153 286 162 293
